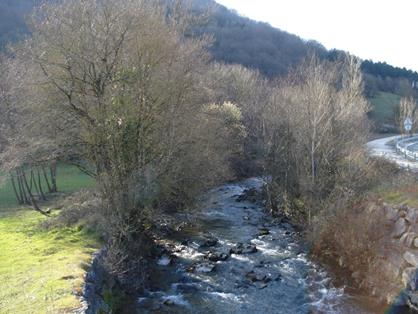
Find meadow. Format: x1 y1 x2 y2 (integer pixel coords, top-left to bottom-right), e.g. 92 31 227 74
0 165 99 314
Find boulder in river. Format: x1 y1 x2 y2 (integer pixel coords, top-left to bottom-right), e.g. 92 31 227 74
258 228 270 236
205 251 229 262
245 270 272 289
188 262 216 273
230 243 257 254
199 237 218 248
236 188 259 203
245 270 266 282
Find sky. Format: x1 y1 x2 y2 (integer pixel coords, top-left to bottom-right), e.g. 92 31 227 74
215 0 418 72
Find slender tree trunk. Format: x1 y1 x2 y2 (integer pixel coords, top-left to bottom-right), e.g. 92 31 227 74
31 169 43 200
21 169 48 215
10 172 23 204
37 168 47 201
42 165 52 193
29 168 34 191
50 161 57 193
17 168 30 205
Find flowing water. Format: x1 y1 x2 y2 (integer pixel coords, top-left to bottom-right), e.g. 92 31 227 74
134 178 392 314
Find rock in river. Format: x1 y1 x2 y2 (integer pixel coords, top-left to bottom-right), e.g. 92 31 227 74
199 237 219 248
258 228 270 236
205 251 229 262
190 262 216 273
230 243 257 254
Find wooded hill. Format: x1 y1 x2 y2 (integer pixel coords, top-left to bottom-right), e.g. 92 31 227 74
1 0 417 107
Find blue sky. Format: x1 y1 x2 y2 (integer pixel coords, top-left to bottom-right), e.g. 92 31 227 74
215 0 418 72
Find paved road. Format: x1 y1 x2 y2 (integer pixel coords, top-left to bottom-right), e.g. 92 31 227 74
367 135 418 170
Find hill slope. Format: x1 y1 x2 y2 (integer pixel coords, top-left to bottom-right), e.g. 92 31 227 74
1 0 418 130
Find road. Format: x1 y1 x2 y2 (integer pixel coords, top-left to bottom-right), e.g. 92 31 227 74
367 134 418 170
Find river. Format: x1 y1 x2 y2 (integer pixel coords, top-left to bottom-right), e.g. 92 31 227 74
133 177 410 313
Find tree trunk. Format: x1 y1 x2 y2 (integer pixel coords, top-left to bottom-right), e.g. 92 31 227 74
42 165 52 193
21 169 48 215
10 172 23 204
37 168 47 201
50 161 57 193
17 168 30 205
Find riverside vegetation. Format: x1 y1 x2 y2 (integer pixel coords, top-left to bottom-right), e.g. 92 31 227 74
0 0 418 313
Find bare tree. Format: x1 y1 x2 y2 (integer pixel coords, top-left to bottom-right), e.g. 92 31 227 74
2 0 243 275
254 54 370 222
397 97 417 134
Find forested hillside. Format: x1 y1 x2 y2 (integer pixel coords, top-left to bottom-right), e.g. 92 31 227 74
1 0 418 130
0 0 40 47
2 0 417 83
192 0 327 77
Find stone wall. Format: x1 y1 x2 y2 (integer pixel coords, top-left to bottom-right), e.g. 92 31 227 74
75 248 109 314
372 204 418 309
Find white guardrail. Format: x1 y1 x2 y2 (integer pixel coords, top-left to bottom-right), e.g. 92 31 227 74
396 135 418 161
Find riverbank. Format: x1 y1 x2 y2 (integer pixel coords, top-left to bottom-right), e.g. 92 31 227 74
0 165 99 313
0 207 100 313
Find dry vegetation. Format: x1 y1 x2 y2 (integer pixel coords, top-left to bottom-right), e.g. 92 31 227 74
0 0 408 308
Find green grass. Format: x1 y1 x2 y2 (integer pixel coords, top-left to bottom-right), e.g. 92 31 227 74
373 183 418 208
369 91 401 126
0 164 95 209
0 164 100 313
0 210 101 313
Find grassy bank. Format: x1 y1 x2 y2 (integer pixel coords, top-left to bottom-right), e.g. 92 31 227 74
376 182 418 207
0 165 99 314
0 164 95 209
369 91 401 127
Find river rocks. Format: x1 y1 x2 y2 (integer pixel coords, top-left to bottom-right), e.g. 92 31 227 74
189 262 216 273
163 299 175 306
382 252 405 279
258 228 270 236
385 205 399 222
414 238 418 248
400 232 417 248
230 243 257 254
236 188 259 203
402 267 417 287
407 291 418 311
199 237 218 248
406 208 418 224
245 270 267 282
205 251 229 262
245 270 272 289
393 218 407 238
404 251 418 267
